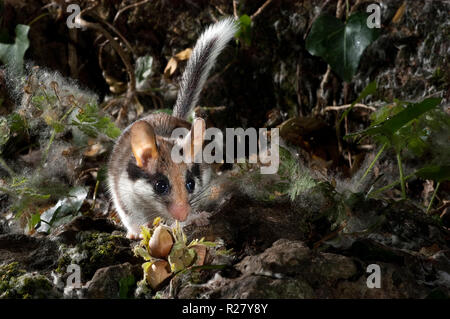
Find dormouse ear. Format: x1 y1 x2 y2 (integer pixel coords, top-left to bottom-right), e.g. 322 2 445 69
130 121 158 168
182 118 206 162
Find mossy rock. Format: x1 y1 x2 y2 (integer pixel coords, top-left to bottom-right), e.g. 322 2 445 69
0 262 61 298
56 231 136 282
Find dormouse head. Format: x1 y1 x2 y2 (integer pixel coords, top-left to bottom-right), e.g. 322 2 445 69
128 118 208 223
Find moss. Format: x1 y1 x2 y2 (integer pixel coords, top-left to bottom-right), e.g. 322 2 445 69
55 254 71 274
1 263 59 299
55 231 131 281
430 67 449 90
14 274 55 299
118 274 135 299
0 262 26 297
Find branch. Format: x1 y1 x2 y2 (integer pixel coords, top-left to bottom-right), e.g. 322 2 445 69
75 5 136 103
323 103 376 112
113 0 151 24
250 0 273 20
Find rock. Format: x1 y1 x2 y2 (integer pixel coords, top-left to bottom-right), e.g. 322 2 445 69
0 234 59 273
55 231 141 283
0 262 61 299
51 215 124 245
207 239 358 298
84 262 141 299
175 237 450 298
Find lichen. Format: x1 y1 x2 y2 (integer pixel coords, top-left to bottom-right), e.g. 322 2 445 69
0 263 60 299
55 231 131 281
0 262 26 297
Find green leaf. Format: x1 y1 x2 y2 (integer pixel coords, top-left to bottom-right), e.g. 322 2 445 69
236 14 252 46
118 275 135 299
72 103 121 139
0 24 30 76
8 113 27 133
37 186 88 233
346 97 442 139
306 13 380 82
135 55 153 89
340 80 377 122
28 213 41 230
415 165 450 183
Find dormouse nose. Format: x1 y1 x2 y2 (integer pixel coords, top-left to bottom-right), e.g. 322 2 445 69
168 202 191 221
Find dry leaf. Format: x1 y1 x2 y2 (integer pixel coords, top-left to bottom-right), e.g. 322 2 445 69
192 245 207 266
83 142 106 157
164 57 178 77
164 48 192 77
392 1 407 24
174 48 192 61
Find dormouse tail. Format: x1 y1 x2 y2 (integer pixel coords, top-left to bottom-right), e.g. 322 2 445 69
172 17 238 120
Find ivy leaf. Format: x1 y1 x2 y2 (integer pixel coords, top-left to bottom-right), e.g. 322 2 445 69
37 186 88 233
0 24 30 76
135 55 153 90
306 13 380 82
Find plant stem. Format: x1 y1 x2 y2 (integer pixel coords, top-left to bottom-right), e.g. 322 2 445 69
0 186 16 197
0 157 15 177
91 180 100 210
60 104 78 123
345 0 350 19
426 181 440 214
369 173 414 197
27 13 50 26
360 142 387 183
396 151 406 199
40 129 56 168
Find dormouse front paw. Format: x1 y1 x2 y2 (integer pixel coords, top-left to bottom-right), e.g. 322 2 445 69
125 225 143 240
126 231 141 240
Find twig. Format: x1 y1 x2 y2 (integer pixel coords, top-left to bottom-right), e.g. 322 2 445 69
304 0 333 40
313 65 332 114
113 0 151 25
213 4 226 16
232 1 238 19
323 103 376 112
100 19 136 58
336 0 345 19
250 0 273 20
75 5 136 103
313 221 348 249
349 0 363 14
91 180 100 211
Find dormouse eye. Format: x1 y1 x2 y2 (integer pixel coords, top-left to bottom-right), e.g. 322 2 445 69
185 178 195 193
154 179 170 195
